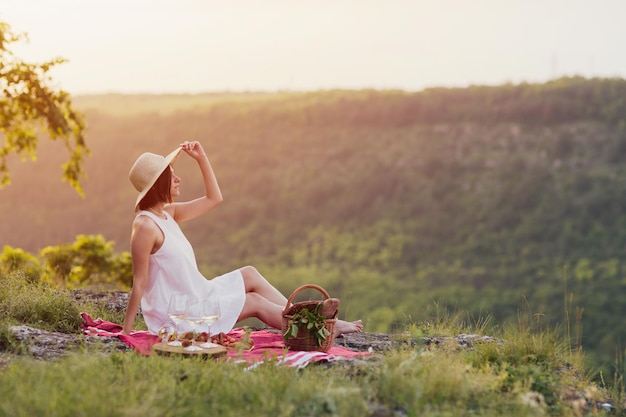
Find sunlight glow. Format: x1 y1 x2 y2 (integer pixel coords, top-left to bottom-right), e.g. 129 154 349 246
1 0 625 94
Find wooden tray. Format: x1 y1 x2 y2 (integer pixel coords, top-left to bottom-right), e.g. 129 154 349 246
152 342 228 359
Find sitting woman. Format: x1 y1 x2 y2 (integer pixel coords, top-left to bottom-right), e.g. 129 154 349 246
121 140 363 337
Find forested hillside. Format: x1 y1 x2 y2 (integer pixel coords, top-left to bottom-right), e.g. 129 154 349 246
3 76 626 373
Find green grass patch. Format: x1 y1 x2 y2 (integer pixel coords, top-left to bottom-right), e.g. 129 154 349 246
0 353 370 417
0 271 82 333
0 339 600 417
0 270 614 416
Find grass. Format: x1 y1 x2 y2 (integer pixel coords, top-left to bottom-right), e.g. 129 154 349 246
0 271 620 416
0 271 82 333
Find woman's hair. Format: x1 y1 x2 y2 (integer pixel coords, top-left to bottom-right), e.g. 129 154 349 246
138 166 172 210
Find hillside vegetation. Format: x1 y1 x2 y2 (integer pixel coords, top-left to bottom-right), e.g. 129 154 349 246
2 77 626 376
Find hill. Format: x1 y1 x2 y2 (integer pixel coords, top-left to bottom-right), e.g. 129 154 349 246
2 77 626 375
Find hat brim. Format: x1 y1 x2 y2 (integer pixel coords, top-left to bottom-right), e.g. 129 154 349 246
134 147 183 210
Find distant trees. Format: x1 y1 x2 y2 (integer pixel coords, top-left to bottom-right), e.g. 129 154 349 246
1 235 132 288
40 235 132 288
0 245 40 283
0 21 88 194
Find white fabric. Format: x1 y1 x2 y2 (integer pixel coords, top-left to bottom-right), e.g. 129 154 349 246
137 211 245 335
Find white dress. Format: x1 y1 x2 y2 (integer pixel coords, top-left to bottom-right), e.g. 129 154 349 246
137 211 245 335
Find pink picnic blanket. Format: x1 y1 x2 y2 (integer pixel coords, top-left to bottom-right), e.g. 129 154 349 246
81 313 370 368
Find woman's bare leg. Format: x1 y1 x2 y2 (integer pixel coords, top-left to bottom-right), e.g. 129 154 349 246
238 265 364 335
238 292 284 329
240 266 288 306
238 293 363 335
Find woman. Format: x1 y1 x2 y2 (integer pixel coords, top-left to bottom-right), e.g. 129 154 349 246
121 140 363 337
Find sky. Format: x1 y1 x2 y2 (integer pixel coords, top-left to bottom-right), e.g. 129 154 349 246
1 0 625 95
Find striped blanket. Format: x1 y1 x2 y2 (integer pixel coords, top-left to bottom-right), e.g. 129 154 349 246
81 313 370 369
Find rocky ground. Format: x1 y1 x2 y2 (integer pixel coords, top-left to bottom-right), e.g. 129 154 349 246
10 322 504 362
6 290 504 362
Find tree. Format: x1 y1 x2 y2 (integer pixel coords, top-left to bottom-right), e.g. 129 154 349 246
0 22 88 195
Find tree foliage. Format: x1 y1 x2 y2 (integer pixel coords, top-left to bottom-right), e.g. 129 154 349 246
0 245 40 283
39 234 131 288
0 21 88 194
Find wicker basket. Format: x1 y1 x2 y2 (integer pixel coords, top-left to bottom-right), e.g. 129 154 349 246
281 284 338 352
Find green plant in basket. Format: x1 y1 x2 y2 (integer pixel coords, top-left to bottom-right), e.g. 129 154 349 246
283 303 330 348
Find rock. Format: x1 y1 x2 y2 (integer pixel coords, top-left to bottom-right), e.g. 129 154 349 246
335 331 416 352
422 333 504 349
72 289 129 313
9 325 130 361
336 332 504 354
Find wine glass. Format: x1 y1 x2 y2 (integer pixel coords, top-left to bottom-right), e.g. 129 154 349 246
198 296 221 349
183 298 206 352
166 293 188 347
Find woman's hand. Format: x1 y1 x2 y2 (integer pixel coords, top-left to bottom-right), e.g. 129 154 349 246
180 140 207 161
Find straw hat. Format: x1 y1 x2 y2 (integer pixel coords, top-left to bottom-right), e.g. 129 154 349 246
129 147 183 209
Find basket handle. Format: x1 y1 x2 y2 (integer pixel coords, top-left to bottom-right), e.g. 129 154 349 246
283 284 330 314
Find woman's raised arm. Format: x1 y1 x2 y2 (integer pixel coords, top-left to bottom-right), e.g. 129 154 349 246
170 141 223 223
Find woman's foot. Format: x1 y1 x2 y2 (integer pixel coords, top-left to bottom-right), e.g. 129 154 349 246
335 319 363 336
